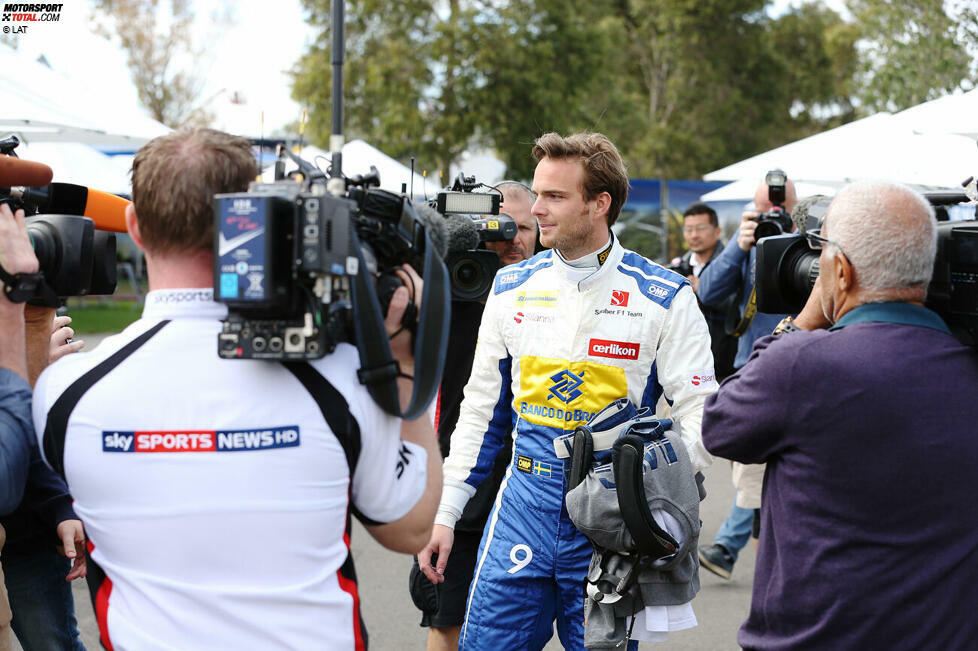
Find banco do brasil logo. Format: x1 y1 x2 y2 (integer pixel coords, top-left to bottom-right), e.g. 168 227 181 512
547 369 585 403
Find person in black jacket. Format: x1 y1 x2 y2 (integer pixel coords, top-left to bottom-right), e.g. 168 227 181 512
410 181 539 651
672 203 736 380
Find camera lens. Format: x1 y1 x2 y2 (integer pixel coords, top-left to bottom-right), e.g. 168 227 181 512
754 220 784 242
453 259 481 291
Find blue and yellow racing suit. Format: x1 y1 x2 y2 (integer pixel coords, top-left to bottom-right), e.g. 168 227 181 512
437 236 716 650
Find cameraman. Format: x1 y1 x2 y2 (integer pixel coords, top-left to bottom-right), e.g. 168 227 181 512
701 180 978 649
0 205 87 651
31 128 442 649
413 181 538 651
673 202 736 380
695 175 797 580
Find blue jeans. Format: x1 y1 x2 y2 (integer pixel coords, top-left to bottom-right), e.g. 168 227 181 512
3 546 85 651
713 501 754 562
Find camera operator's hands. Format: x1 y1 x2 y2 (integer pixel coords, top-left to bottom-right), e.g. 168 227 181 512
737 210 759 252
49 315 85 362
385 264 423 376
794 272 833 330
418 524 454 584
0 203 39 306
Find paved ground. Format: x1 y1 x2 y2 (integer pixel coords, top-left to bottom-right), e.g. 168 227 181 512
42 333 755 649
51 461 754 650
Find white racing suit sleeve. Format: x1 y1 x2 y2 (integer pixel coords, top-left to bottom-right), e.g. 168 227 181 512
655 285 716 472
436 284 514 529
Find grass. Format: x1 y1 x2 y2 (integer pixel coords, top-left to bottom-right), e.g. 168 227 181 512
64 298 142 336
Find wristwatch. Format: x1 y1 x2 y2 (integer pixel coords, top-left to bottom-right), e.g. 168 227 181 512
772 316 800 336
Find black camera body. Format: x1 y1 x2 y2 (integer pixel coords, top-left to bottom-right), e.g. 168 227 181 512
755 192 978 346
752 169 793 242
213 154 451 419
668 257 694 278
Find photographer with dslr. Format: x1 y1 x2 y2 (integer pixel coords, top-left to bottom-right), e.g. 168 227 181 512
702 180 978 649
695 172 797 580
672 203 736 380
32 128 442 650
411 181 538 651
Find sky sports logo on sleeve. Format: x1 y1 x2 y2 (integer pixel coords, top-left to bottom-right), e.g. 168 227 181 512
102 427 300 453
589 338 640 360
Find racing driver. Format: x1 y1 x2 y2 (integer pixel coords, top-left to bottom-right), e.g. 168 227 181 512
418 131 716 650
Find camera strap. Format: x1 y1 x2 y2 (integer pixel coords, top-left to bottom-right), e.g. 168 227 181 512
0 264 55 305
730 285 757 338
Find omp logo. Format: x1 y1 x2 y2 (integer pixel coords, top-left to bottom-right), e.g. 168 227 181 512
589 338 640 360
499 272 519 285
647 285 670 299
691 372 716 386
547 369 585 403
611 290 629 307
517 455 533 473
517 358 627 429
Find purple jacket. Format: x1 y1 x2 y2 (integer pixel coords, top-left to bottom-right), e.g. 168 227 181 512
702 302 978 650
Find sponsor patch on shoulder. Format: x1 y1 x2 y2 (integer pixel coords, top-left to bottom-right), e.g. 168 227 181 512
690 372 718 388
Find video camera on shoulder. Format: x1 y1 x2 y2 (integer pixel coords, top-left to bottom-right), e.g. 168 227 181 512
755 190 978 346
752 169 793 243
213 147 451 419
436 173 518 303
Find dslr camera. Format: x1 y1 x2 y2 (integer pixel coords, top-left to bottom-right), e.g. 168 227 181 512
752 169 793 243
213 148 451 418
755 191 978 346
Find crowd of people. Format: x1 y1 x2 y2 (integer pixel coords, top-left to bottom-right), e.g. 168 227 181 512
0 126 975 651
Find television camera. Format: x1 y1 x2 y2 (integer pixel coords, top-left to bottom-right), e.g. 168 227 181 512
755 185 978 346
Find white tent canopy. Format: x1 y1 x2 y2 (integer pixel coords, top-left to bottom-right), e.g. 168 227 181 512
705 112 978 189
700 179 839 203
0 44 170 146
16 142 132 195
262 139 428 196
893 88 978 141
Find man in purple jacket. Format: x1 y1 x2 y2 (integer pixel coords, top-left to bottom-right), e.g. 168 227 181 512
702 180 978 650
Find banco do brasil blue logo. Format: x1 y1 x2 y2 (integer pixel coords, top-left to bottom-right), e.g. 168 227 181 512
548 369 585 403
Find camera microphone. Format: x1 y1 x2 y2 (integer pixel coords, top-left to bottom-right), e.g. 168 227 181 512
790 194 832 233
0 155 54 187
414 203 450 259
9 182 130 233
444 214 480 253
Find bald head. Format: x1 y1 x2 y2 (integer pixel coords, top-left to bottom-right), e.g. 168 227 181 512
824 181 936 301
754 178 798 213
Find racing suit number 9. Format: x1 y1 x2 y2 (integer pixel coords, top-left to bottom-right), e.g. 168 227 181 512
507 544 532 574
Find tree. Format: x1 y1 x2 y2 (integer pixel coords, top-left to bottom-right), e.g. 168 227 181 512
91 0 225 128
847 0 978 112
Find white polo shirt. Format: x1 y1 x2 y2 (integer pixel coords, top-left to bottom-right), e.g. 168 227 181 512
33 289 427 650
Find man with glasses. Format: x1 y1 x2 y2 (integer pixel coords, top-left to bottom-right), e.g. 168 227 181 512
695 177 798 580
701 180 978 649
673 203 736 380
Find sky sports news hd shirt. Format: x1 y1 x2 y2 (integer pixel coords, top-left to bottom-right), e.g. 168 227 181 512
32 289 427 650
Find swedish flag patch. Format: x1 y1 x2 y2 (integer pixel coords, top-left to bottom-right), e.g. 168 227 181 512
532 460 552 477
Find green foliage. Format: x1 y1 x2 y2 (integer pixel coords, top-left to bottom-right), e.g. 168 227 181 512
848 0 978 111
66 299 141 336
